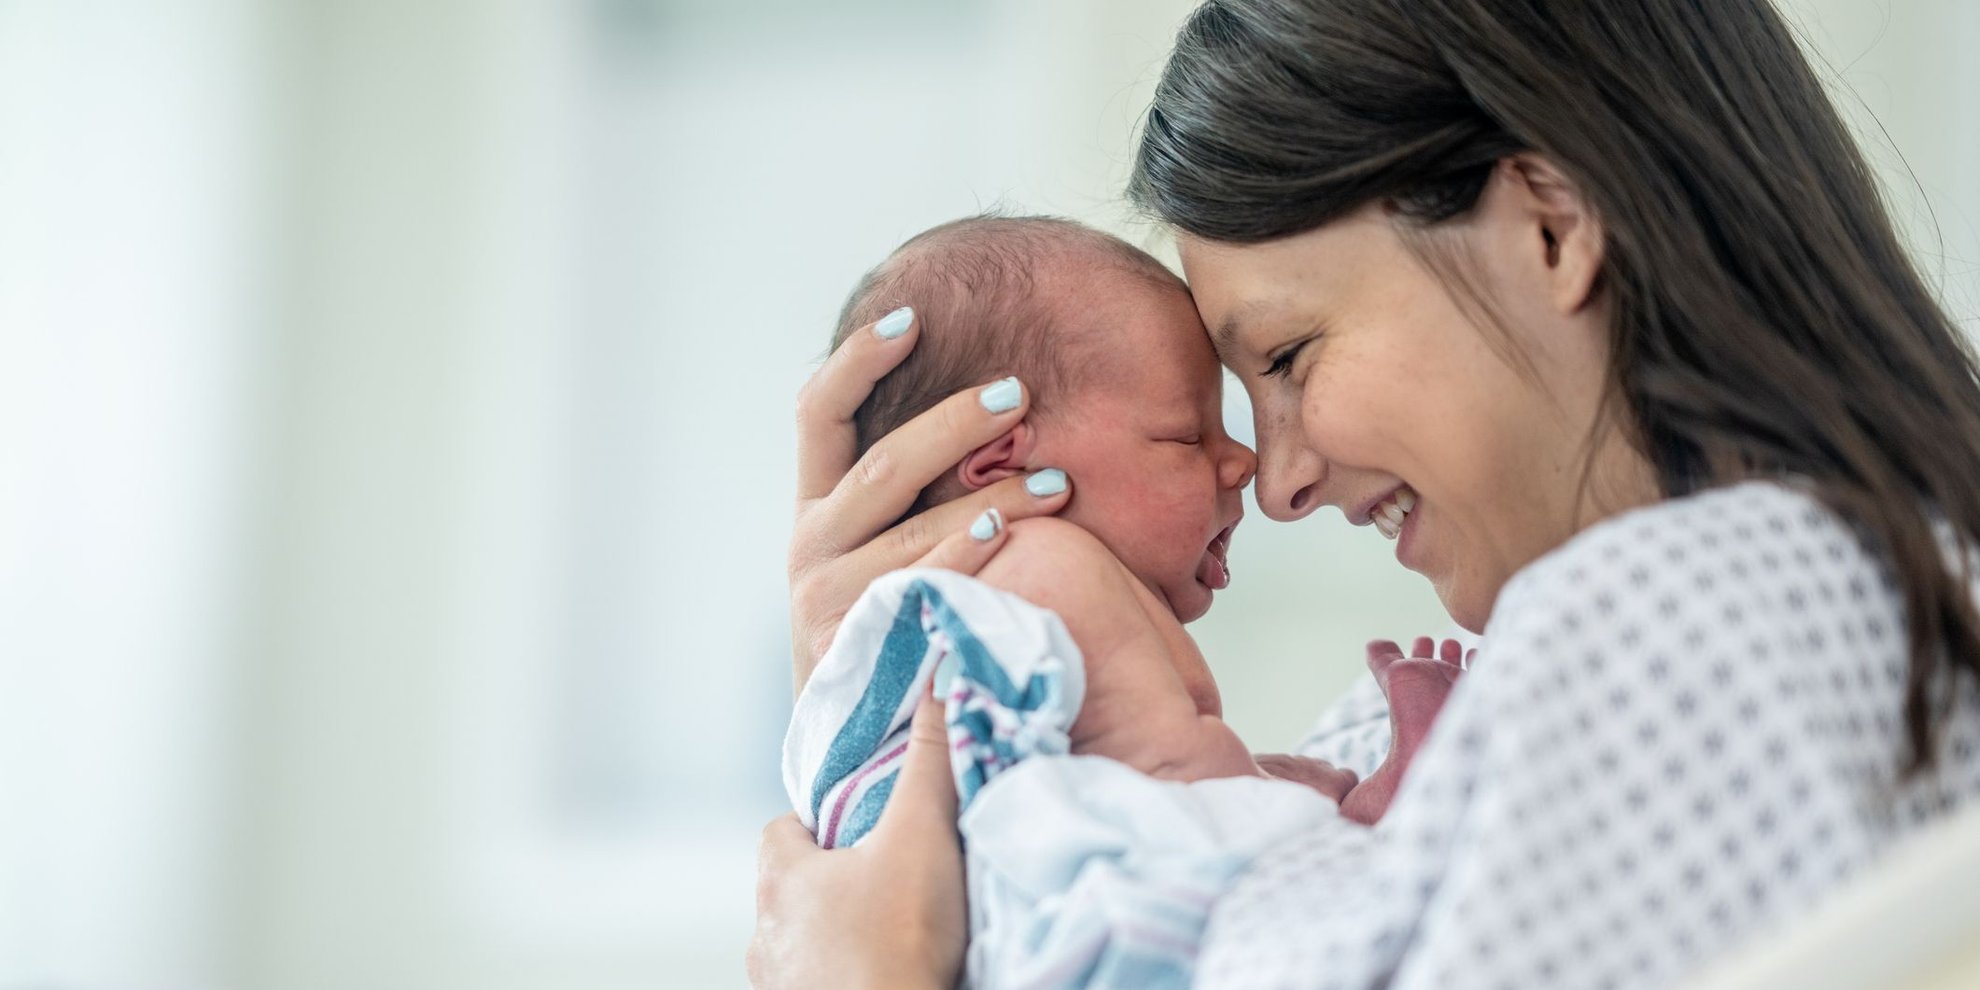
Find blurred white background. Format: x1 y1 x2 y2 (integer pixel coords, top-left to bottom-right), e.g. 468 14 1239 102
1 1 1973 987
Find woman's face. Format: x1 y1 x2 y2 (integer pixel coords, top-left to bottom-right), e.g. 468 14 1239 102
1178 169 1654 630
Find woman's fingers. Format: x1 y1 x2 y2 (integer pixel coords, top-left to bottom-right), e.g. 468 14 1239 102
754 813 815 908
863 694 969 986
909 507 1010 575
871 693 962 843
811 472 1072 633
747 698 965 989
787 357 1067 683
790 473 1073 685
748 813 823 989
880 469 1071 568
803 378 1036 558
794 307 920 502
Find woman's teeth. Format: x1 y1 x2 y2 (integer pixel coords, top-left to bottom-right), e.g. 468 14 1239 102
1372 488 1417 540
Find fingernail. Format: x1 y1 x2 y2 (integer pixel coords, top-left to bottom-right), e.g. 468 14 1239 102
873 306 914 340
1025 468 1067 497
978 376 1023 414
969 507 1004 542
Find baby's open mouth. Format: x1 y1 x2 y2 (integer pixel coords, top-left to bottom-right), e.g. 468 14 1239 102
1197 523 1237 590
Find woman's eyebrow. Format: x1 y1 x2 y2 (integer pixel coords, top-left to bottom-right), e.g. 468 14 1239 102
1212 318 1243 356
1211 303 1263 360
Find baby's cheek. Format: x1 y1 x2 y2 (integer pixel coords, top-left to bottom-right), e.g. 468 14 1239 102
1133 490 1208 554
1112 505 1191 571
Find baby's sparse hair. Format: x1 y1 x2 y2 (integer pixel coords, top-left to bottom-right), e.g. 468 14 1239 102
830 214 1187 491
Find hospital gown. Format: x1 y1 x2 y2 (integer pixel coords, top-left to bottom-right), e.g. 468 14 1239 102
1203 480 1980 990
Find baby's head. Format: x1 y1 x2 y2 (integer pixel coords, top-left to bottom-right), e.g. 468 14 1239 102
832 214 1257 622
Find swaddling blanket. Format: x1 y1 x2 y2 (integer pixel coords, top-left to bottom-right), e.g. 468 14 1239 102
782 569 1338 989
782 568 1088 850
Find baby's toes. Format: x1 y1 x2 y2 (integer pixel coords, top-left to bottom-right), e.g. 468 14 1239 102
1364 639 1405 679
1385 658 1461 754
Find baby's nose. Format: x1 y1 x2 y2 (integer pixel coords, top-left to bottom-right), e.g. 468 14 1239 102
1220 439 1259 490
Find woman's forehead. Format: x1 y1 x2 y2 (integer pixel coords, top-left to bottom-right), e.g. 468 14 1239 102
1180 214 1401 346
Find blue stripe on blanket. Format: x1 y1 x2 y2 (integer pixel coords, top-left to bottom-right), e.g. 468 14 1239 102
927 587 1019 699
926 586 1070 806
808 592 930 824
805 577 1079 848
840 772 895 845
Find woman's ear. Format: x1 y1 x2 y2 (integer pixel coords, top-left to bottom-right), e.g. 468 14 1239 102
1506 154 1606 314
956 421 1038 491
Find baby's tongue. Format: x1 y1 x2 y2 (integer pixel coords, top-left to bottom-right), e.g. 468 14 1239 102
1196 548 1230 590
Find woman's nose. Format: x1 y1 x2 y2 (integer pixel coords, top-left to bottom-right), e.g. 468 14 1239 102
1254 430 1325 523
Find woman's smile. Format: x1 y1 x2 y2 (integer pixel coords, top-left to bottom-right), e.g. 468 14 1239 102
1177 186 1657 632
1393 493 1424 571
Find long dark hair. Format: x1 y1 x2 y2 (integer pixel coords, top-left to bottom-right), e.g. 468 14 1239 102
1130 0 1980 774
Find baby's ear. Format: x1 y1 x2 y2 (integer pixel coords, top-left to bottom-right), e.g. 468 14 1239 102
956 421 1037 491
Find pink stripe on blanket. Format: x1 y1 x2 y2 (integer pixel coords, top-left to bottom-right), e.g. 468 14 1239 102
822 739 909 848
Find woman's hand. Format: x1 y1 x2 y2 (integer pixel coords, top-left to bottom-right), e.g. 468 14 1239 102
749 693 965 990
790 307 1074 690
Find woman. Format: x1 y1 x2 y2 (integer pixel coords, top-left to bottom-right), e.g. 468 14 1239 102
756 1 1980 987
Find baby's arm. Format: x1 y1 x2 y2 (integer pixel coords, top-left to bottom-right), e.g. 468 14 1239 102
975 518 1261 782
1118 699 1264 783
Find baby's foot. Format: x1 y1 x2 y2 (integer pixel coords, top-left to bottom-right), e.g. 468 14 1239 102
1338 639 1464 825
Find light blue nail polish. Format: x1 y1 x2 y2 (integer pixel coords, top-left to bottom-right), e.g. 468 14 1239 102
874 306 913 340
969 508 1002 542
1025 468 1068 497
978 376 1023 414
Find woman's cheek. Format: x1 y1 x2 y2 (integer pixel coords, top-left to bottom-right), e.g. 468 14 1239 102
1297 386 1345 459
1256 390 1305 449
1306 372 1398 467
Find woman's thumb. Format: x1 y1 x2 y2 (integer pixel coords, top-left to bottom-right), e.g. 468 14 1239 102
871 691 960 840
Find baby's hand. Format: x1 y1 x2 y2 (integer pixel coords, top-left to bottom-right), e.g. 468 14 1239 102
1255 753 1359 803
1338 637 1466 825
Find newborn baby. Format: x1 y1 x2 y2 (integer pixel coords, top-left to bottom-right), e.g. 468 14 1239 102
832 213 1263 787
784 214 1461 986
819 214 1455 814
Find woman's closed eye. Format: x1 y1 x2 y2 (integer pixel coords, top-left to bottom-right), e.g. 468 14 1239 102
1262 338 1311 380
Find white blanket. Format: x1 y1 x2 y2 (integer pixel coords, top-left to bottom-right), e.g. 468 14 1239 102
783 569 1337 989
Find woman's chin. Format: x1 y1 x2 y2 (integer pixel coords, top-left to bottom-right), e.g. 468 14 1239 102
1433 578 1492 635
